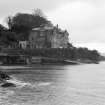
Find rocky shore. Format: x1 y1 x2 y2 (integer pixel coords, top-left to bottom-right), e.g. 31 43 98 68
0 71 15 87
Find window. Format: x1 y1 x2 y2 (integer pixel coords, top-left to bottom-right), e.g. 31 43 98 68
40 31 44 36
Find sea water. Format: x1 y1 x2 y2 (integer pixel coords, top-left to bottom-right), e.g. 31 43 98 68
0 62 105 105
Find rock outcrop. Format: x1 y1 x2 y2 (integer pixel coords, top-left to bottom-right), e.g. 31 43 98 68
0 71 16 87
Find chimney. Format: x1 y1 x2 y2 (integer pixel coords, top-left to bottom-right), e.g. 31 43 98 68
56 24 58 29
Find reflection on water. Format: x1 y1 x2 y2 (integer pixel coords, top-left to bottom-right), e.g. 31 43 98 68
0 62 105 105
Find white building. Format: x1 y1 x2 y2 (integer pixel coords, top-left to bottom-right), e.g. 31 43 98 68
19 41 28 49
29 25 69 48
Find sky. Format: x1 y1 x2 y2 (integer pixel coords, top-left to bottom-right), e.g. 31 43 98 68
0 0 105 52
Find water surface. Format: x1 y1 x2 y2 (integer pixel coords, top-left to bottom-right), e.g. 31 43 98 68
0 62 105 105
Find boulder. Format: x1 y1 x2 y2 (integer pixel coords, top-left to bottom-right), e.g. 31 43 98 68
1 82 16 87
0 71 11 80
0 71 16 87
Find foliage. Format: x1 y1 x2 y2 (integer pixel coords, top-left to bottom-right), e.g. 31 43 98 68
23 47 100 62
7 11 50 32
0 9 101 62
6 9 51 40
0 24 17 46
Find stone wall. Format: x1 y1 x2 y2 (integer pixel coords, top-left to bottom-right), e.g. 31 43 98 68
28 25 69 48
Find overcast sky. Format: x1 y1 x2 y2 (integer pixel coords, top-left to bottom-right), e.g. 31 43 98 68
0 0 105 52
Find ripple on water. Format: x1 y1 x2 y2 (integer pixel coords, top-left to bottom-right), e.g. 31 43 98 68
0 88 15 104
6 76 52 89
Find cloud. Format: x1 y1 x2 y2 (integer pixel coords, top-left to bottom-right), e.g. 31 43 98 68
0 0 72 24
0 0 105 52
0 0 70 15
47 1 105 44
74 42 105 53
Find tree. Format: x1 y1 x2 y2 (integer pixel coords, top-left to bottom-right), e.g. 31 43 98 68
0 24 7 31
0 31 17 46
0 24 7 37
33 9 46 17
6 16 13 30
6 9 51 40
6 10 51 33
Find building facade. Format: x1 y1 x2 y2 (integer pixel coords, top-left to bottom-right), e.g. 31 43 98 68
51 28 69 48
28 25 69 49
19 41 29 49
